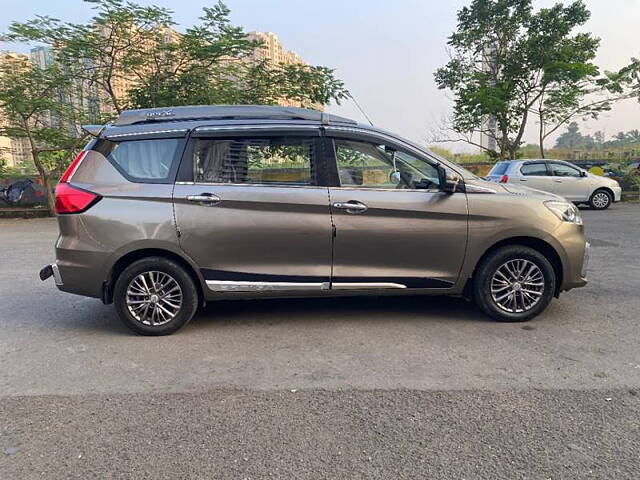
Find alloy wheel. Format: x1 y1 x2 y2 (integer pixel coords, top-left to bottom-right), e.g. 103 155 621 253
490 259 545 313
126 271 183 326
592 192 610 209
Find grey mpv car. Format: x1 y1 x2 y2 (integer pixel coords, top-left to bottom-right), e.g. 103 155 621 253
40 106 589 335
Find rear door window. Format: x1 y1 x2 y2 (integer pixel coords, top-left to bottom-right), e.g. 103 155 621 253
520 163 549 176
193 137 315 185
105 138 182 182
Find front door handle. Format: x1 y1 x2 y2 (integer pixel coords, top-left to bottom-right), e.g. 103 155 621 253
553 179 563 183
332 201 368 214
186 193 221 206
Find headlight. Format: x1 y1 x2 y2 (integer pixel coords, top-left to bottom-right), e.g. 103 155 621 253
545 200 583 225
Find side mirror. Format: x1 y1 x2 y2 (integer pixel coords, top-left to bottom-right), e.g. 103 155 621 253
438 165 461 194
580 170 587 177
389 170 401 185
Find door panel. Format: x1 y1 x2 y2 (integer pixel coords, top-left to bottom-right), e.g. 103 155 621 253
517 162 555 193
174 184 333 289
328 188 468 287
173 133 332 292
549 162 590 201
327 135 468 288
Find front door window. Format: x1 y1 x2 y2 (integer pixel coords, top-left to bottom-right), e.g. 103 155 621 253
334 139 440 190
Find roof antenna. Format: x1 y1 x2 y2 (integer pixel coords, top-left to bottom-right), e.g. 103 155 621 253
348 93 374 126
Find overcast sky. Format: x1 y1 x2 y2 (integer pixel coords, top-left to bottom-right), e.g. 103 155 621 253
2 0 638 150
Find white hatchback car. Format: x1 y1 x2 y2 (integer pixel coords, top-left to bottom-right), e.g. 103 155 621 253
486 159 622 210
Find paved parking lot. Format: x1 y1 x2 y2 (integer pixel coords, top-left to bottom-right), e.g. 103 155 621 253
1 204 639 478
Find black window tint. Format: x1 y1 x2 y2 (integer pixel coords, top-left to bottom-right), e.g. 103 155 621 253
489 162 510 175
520 163 548 176
550 163 581 177
194 137 314 185
107 138 179 181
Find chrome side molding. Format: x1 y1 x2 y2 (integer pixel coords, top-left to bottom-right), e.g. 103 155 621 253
206 280 408 292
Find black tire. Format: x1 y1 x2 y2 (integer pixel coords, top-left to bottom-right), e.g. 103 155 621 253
588 189 612 210
113 256 199 335
473 245 556 322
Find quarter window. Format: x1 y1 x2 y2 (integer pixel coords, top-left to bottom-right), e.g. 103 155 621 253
550 163 581 177
520 163 548 176
107 138 180 181
334 139 440 190
194 137 314 185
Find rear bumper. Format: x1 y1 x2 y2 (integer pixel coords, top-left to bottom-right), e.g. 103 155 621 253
39 263 63 286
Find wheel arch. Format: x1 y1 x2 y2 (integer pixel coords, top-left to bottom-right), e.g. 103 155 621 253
463 236 564 298
591 186 614 199
102 248 205 306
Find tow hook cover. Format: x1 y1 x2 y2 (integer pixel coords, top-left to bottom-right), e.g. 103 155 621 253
39 265 54 281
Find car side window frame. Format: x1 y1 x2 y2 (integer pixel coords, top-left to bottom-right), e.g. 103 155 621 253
549 161 582 178
520 161 551 177
92 134 188 185
176 125 329 187
322 133 445 192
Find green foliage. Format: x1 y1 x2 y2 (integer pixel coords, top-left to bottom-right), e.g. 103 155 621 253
4 0 349 116
434 0 632 160
0 158 7 177
0 59 89 213
554 123 640 151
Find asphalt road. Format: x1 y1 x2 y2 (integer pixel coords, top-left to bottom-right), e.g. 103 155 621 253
1 204 639 478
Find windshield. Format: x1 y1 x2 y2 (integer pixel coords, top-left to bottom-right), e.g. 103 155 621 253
488 162 510 176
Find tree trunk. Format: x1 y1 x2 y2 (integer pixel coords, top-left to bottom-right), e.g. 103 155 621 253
25 124 55 216
41 172 56 217
539 112 546 158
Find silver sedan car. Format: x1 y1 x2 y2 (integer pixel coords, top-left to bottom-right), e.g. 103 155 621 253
486 159 622 210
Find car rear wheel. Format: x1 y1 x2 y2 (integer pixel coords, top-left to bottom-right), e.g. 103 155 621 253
473 245 556 322
589 189 612 210
114 257 199 335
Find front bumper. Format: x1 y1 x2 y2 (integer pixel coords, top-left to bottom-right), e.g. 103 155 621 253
581 241 590 278
612 186 622 202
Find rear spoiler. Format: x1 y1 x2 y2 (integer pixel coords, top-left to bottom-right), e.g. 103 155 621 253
81 124 105 137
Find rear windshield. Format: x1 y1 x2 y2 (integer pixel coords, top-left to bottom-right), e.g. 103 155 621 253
488 162 510 176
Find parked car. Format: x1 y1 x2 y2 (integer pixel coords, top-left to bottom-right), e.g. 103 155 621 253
485 159 622 210
40 106 589 335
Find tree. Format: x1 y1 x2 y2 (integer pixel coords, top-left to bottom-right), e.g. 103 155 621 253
0 60 88 215
0 157 7 178
4 0 348 116
434 0 623 160
556 122 604 150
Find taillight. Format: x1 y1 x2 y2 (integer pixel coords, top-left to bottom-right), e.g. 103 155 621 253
60 151 88 183
55 183 100 214
500 175 509 183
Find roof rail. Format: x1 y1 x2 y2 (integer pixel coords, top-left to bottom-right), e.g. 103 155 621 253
114 105 358 127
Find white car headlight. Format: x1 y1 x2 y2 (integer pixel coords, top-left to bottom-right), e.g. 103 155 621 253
544 200 583 225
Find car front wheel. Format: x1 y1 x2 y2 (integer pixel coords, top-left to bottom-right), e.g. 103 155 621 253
589 189 612 210
113 257 199 335
473 245 556 322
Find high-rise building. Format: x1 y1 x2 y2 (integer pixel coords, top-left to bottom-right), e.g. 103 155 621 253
479 44 498 153
30 46 55 69
246 31 304 66
246 31 321 110
0 51 32 168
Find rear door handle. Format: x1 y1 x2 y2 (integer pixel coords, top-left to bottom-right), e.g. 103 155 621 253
186 193 221 206
519 178 527 182
554 179 563 183
332 201 368 214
